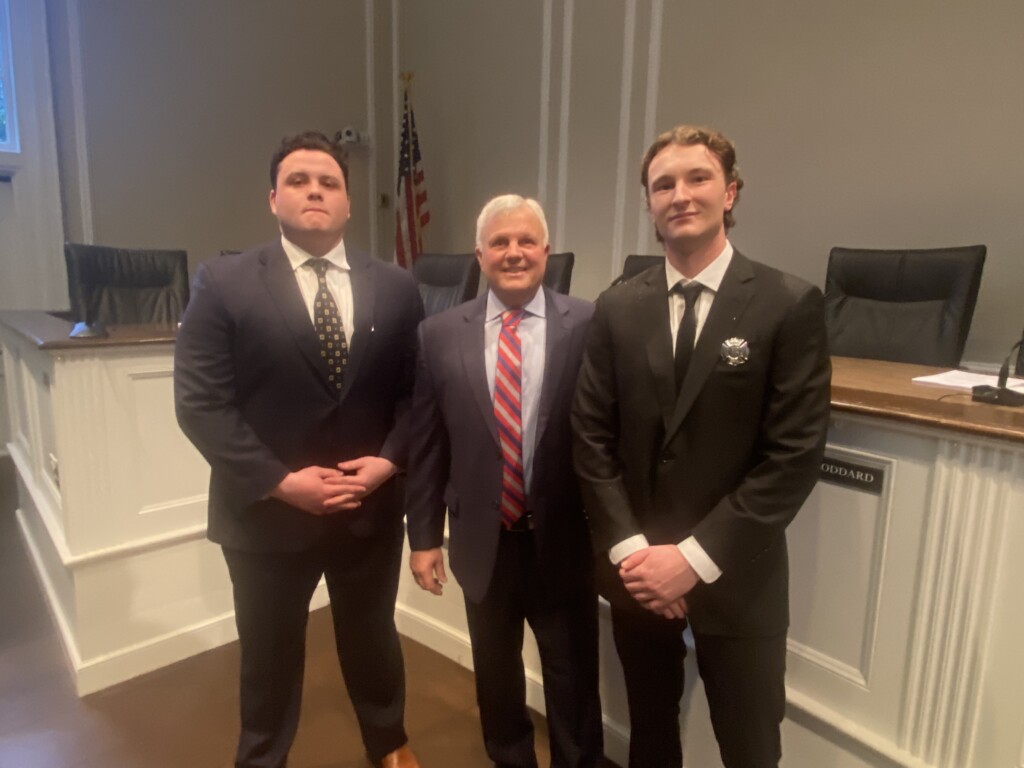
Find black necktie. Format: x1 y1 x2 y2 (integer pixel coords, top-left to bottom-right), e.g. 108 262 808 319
673 282 703 393
305 259 348 392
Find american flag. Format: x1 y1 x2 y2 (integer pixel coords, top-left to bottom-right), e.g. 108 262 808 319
394 86 430 268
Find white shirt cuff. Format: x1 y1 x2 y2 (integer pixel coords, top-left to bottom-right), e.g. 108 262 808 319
678 536 722 583
608 534 650 564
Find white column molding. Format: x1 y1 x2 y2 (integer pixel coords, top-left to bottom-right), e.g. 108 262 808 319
901 440 1013 767
537 0 553 206
552 0 574 253
66 0 93 243
609 0 637 281
363 0 378 258
634 0 662 256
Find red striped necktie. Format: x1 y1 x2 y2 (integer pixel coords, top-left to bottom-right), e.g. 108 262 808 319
494 309 526 528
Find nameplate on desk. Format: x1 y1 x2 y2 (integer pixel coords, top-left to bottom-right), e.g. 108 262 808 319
819 455 884 495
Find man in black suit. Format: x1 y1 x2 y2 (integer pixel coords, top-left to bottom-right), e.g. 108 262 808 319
407 195 603 767
572 125 831 767
175 132 422 768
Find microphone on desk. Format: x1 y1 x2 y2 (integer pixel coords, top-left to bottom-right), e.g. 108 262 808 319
971 337 1024 407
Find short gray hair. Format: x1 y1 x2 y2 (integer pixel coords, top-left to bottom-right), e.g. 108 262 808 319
475 194 549 249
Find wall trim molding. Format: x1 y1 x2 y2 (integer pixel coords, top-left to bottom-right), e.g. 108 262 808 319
537 0 553 205
609 0 637 282
553 0 574 253
787 687 933 768
17 502 333 696
901 441 1010 765
787 638 867 690
635 0 662 256
66 0 94 243
364 0 378 258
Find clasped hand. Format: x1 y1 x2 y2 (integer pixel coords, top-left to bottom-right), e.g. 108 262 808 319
271 456 396 515
620 544 699 620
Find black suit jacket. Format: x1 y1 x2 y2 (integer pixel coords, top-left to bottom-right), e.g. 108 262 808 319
406 288 595 603
174 240 423 552
572 252 831 636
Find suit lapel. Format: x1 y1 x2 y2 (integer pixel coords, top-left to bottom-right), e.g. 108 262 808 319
535 288 570 449
260 243 332 390
663 252 756 446
338 249 374 402
459 296 499 447
638 271 678 433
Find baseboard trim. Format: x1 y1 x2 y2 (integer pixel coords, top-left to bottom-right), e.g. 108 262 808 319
786 687 931 768
15 508 333 697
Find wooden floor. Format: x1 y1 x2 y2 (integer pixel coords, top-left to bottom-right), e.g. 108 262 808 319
0 457 614 768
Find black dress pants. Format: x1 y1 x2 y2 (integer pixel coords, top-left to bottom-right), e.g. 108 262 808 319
464 529 604 768
610 605 787 768
222 519 407 768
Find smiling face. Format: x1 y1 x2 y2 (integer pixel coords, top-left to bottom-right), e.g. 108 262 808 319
269 148 350 256
476 205 549 308
645 142 737 262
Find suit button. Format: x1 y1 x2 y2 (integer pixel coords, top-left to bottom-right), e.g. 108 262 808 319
659 455 672 464
492 500 500 509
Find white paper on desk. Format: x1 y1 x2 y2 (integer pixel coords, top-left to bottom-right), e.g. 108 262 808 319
912 370 1024 392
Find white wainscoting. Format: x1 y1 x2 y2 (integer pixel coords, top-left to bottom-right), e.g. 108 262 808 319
5 318 1022 765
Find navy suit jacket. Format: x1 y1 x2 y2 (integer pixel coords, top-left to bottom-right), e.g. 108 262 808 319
406 288 595 603
572 252 831 636
174 240 423 552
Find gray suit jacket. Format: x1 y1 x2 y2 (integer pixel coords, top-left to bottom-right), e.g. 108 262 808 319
572 252 831 636
406 287 595 603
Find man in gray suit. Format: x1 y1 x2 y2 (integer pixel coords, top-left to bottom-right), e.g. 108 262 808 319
406 195 603 768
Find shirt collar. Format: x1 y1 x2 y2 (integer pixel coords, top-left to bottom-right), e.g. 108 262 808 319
485 286 547 322
664 240 734 293
281 234 349 273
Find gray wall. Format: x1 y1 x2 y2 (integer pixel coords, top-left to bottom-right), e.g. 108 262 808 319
397 0 1024 363
49 0 373 272
41 1 1024 362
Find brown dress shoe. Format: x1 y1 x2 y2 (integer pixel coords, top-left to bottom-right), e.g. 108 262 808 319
376 744 421 768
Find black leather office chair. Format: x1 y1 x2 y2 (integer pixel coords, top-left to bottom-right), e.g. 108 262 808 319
612 254 664 285
64 243 190 326
824 245 986 367
543 252 575 294
412 253 481 316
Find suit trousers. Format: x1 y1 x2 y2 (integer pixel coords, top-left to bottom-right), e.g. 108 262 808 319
222 517 407 768
463 529 604 768
610 605 787 768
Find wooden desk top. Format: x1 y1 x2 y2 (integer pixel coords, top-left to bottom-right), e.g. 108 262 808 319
0 310 177 350
2 311 1021 444
831 356 1024 444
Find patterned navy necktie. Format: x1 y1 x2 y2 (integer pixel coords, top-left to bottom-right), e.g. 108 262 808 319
305 258 348 392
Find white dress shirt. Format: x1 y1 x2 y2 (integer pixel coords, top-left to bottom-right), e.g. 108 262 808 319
484 288 547 494
280 234 354 343
607 242 735 584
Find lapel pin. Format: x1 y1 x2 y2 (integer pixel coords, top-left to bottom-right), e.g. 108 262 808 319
720 337 750 366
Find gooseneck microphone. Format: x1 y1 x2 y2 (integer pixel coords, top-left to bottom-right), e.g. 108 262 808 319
972 336 1024 407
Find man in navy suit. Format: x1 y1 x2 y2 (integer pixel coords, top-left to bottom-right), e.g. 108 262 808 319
573 126 831 767
407 195 603 767
175 132 422 768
